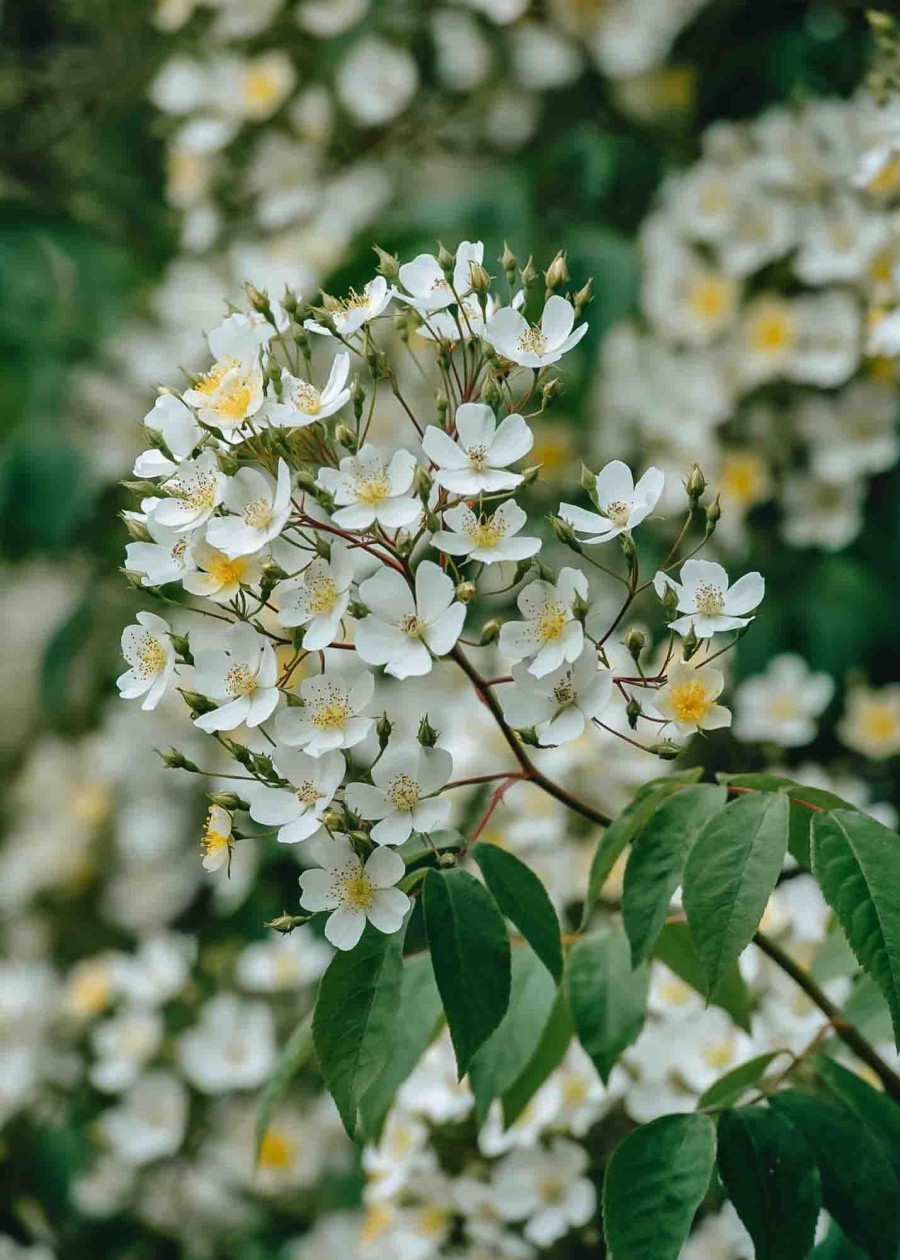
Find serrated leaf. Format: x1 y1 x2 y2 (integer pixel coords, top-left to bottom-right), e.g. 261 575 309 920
357 953 443 1143
255 1010 314 1162
717 1106 820 1260
769 1090 900 1260
720 775 859 868
603 1113 716 1260
843 974 894 1046
423 867 511 1076
623 784 727 966
501 988 573 1127
312 923 404 1139
697 1051 785 1112
653 922 753 1032
568 923 648 1082
811 809 900 1046
812 1056 900 1180
469 944 557 1120
683 792 789 997
472 842 563 982
582 770 703 927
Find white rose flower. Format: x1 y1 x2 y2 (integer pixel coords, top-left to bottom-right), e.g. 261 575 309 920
125 518 198 587
395 240 484 313
560 459 664 544
299 835 409 950
177 995 275 1093
655 659 731 736
433 500 541 565
335 37 418 128
344 741 453 844
200 804 234 872
331 276 391 335
246 748 345 845
117 612 177 711
192 622 280 732
275 669 375 756
355 560 466 678
422 403 533 495
316 444 421 531
99 1071 188 1166
734 653 834 747
133 393 202 478
492 1137 596 1246
183 354 266 432
655 559 764 639
500 647 613 745
149 451 225 533
274 545 354 649
486 295 588 368
208 310 281 363
261 353 351 428
182 540 264 603
206 458 292 557
499 567 587 678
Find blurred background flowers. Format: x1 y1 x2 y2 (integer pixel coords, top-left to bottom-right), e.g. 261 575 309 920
2 1 899 1257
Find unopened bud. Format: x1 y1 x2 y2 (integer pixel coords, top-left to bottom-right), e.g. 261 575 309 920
259 558 288 600
350 376 366 420
122 479 161 497
455 580 477 603
500 241 517 276
266 912 310 934
418 715 439 747
686 463 706 503
654 740 683 761
661 583 679 616
520 256 538 289
437 242 456 280
621 532 638 571
322 810 344 832
548 515 582 551
372 244 401 280
335 423 357 452
544 250 569 295
517 726 541 747
580 464 597 494
480 618 500 646
572 592 591 622
682 626 701 661
468 262 491 295
122 513 150 542
178 688 216 716
705 495 721 537
222 738 254 767
281 287 299 315
435 390 449 421
541 377 562 405
376 712 392 749
522 464 542 486
625 628 645 663
574 277 593 318
366 346 388 379
625 696 642 730
425 511 441 533
413 466 431 496
207 791 249 812
246 284 271 317
480 376 502 409
157 747 199 772
170 632 193 664
348 599 369 619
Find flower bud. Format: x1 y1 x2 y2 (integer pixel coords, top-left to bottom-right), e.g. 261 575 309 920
516 726 541 747
293 324 311 354
468 262 492 295
541 377 562 405
705 494 722 538
207 791 249 812
376 712 392 749
259 558 288 600
372 244 401 280
335 423 357 452
686 463 706 503
661 583 679 616
121 479 161 497
574 277 593 318
413 466 431 496
281 287 299 315
169 632 193 664
522 464 542 486
682 625 701 661
314 535 332 559
178 688 216 716
221 738 254 767
520 255 538 289
480 375 502 409
548 515 582 552
266 912 309 934
625 628 645 663
544 250 569 294
626 696 642 730
418 714 439 747
122 513 151 542
437 242 456 280
246 284 271 317
480 618 500 646
322 810 344 832
425 511 441 533
157 747 199 772
500 241 517 282
654 740 683 761
366 346 388 379
350 376 366 420
435 390 449 421
580 464 597 493
348 599 369 619
572 592 591 622
295 467 317 491
455 580 477 603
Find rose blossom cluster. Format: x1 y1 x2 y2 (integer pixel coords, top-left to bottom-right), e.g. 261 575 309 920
118 240 763 950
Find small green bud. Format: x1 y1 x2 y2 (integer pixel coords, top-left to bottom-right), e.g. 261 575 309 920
266 912 310 934
169 632 193 664
500 241 517 280
574 277 593 318
455 580 477 603
322 810 344 832
548 515 582 552
425 511 441 533
246 284 271 316
372 244 401 280
625 628 645 663
222 739 254 767
348 599 369 619
654 740 683 761
661 583 679 617
413 466 431 496
207 790 249 812
122 513 151 542
572 592 591 622
686 463 706 503
281 287 299 315
418 714 439 747
580 464 597 494
625 696 642 730
157 747 199 772
544 250 569 295
468 262 492 295
480 618 500 646
178 688 216 716
350 376 366 420
521 464 542 486
682 625 701 661
705 494 722 537
259 558 288 600
541 377 562 405
437 242 456 279
480 376 502 409
376 712 392 749
516 726 541 747
520 255 538 288
335 423 357 452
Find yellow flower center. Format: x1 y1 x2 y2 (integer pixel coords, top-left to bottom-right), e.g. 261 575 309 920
360 1204 393 1246
538 1175 566 1206
769 694 801 722
388 774 420 811
258 1129 292 1169
659 976 693 1006
225 664 258 697
340 287 372 313
194 357 236 396
748 302 796 354
243 67 281 111
69 967 111 1017
354 473 391 506
703 1037 736 1070
517 324 547 356
417 1207 450 1238
861 703 900 743
201 814 231 858
136 634 167 678
670 678 714 724
305 575 338 615
340 870 375 912
604 499 632 526
867 154 900 198
552 677 578 706
720 452 766 506
467 517 505 548
310 690 352 729
687 274 733 324
561 1074 589 1106
399 612 425 637
296 780 322 808
171 470 218 512
466 443 489 471
206 552 249 585
242 497 274 530
214 377 256 423
292 383 321 415
694 583 725 616
538 602 569 642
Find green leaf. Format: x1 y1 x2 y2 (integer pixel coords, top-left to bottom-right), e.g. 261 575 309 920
423 867 511 1076
568 923 648 1082
810 1225 870 1260
312 923 404 1139
812 809 900 1046
255 1010 314 1162
697 1051 785 1112
357 953 444 1143
843 974 895 1048
472 842 563 982
582 770 703 927
683 792 790 997
653 922 753 1032
603 1113 716 1260
623 785 727 967
811 1056 900 1181
770 1090 900 1260
469 944 557 1120
502 988 573 1127
719 775 859 868
717 1106 820 1260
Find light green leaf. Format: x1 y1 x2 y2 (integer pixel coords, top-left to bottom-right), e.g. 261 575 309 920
357 953 443 1143
603 1113 716 1260
720 774 857 868
469 944 557 1120
653 922 753 1032
502 989 573 1127
423 867 511 1076
683 792 790 997
811 809 900 1046
472 842 563 982
623 784 727 967
696 1051 785 1112
717 1106 820 1260
568 923 648 1082
255 1009 314 1162
770 1090 900 1260
312 923 404 1139
582 770 703 928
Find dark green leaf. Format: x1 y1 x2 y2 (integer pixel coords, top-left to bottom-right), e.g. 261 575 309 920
472 842 563 982
717 1106 820 1260
423 867 511 1076
683 792 790 996
812 809 900 1046
313 923 404 1139
623 785 727 966
810 1224 871 1260
357 953 444 1143
582 770 703 927
603 1113 716 1260
469 944 557 1120
843 975 895 1048
502 988 574 1127
812 1056 900 1180
720 774 856 868
255 1010 313 1161
770 1090 900 1260
697 1051 785 1112
568 923 648 1082
653 922 753 1032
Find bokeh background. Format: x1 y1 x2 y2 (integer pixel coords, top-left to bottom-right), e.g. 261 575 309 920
2 1 900 1257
